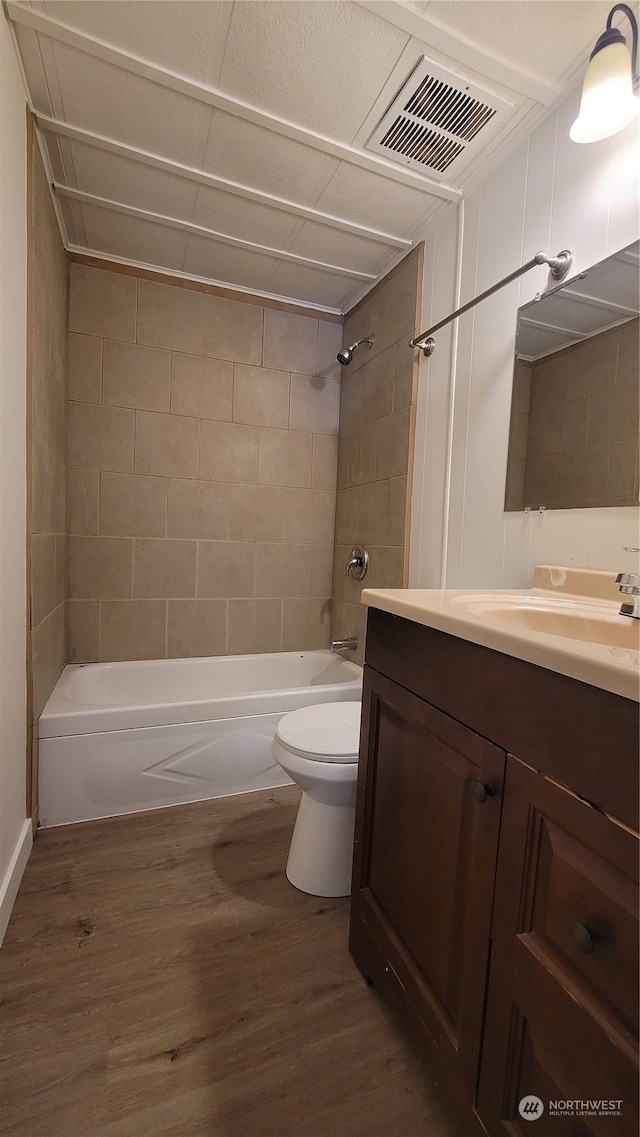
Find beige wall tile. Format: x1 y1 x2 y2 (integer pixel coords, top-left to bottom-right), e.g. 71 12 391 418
100 600 166 661
339 369 363 434
363 346 394 424
290 374 340 435
68 536 133 600
55 535 66 609
311 434 338 490
233 364 290 428
228 484 285 541
33 363 67 462
30 535 44 628
33 442 65 535
100 472 166 537
137 279 203 353
135 410 199 478
199 419 258 483
263 308 318 373
308 544 334 598
133 539 197 598
285 488 335 544
197 541 255 598
227 599 282 655
69 264 136 341
258 428 312 488
357 480 389 545
67 468 99 535
393 341 415 411
282 598 331 651
380 255 419 351
68 332 102 403
36 535 57 625
370 545 405 589
335 487 358 546
343 291 383 364
31 617 51 718
349 422 377 486
317 319 343 381
68 403 134 472
336 437 349 491
204 295 263 365
388 476 408 547
167 479 228 539
68 600 100 663
255 543 309 598
171 353 233 420
376 408 410 480
167 599 227 657
330 598 366 665
103 339 171 412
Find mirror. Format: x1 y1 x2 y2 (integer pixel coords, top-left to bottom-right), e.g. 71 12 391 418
505 240 639 511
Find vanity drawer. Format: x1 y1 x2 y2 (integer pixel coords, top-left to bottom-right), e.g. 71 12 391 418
492 757 639 1038
527 800 639 1036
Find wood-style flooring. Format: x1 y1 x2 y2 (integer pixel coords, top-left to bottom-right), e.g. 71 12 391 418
0 787 460 1137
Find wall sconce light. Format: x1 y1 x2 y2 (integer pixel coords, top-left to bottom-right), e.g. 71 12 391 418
570 3 640 143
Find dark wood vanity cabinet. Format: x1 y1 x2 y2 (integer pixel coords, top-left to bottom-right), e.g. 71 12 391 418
479 757 639 1137
350 608 639 1137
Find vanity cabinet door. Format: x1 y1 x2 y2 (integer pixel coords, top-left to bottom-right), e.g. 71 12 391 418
350 666 505 1120
477 756 639 1137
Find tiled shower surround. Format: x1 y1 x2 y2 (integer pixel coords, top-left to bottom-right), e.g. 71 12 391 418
66 263 342 662
330 247 421 665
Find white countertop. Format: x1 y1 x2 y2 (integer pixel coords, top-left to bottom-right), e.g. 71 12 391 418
361 566 640 702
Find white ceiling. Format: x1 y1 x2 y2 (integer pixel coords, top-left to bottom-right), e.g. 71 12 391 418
5 0 621 312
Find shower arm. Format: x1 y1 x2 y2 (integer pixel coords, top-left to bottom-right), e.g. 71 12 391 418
409 249 573 357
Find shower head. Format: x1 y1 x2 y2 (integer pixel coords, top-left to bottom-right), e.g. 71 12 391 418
336 335 374 366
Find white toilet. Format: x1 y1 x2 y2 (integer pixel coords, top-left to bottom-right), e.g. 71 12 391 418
272 701 361 898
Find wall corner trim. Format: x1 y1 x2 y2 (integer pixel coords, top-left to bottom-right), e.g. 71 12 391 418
0 819 33 947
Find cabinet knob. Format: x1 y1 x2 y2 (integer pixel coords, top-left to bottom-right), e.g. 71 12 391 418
572 921 598 954
471 780 495 804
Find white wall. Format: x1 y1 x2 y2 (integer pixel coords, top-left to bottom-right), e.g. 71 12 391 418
411 83 640 589
0 17 31 944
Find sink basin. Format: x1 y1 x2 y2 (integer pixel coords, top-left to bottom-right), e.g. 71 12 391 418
450 594 640 650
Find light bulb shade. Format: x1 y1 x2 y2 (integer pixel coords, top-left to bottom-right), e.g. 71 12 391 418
570 39 640 143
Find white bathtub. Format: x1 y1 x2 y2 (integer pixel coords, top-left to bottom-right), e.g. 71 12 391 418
39 651 362 827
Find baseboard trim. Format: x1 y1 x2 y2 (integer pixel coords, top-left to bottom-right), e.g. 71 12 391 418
0 819 33 947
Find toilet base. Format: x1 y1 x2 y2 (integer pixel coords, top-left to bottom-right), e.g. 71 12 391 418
285 790 356 897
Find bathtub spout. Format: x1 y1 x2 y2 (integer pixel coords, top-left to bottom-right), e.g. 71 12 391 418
331 639 358 653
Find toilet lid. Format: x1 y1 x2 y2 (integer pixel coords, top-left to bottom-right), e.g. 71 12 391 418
275 701 361 762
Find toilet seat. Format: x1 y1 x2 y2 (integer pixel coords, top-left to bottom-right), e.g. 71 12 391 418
275 701 361 763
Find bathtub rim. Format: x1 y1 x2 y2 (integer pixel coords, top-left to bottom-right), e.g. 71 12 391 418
39 649 363 739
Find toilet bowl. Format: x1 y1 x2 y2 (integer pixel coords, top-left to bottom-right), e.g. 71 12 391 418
272 701 361 897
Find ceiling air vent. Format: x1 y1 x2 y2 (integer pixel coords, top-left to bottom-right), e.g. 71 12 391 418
366 57 513 183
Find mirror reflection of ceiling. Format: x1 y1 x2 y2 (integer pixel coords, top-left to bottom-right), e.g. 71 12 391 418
517 241 640 360
4 0 618 311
